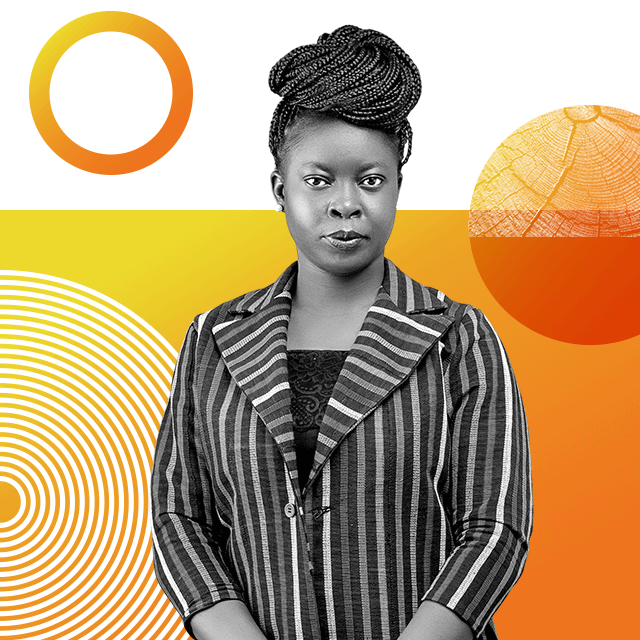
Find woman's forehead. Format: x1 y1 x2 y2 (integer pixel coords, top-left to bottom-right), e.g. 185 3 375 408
285 118 399 171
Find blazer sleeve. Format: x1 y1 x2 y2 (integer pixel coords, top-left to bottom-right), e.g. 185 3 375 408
150 320 244 637
421 306 533 637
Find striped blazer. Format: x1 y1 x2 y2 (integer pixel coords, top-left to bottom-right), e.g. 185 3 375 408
151 259 532 640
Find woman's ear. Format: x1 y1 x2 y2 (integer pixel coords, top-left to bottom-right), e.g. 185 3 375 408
271 170 285 210
394 171 403 210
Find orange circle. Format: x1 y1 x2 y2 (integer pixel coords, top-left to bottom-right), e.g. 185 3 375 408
0 480 21 523
469 104 640 345
29 11 193 175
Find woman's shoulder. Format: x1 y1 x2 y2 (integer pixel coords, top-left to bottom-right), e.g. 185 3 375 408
188 264 298 340
388 259 481 323
389 261 500 355
190 287 269 337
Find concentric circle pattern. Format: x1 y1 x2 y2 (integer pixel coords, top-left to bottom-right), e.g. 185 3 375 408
0 272 186 639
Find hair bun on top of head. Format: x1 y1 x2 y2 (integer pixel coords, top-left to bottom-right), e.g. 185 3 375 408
268 25 422 167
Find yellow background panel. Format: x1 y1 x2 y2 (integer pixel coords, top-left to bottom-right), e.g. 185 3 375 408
2 209 639 638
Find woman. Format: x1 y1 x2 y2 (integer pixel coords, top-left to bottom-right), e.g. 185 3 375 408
151 25 532 640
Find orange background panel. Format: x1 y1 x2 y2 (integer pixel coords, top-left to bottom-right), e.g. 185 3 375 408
2 209 640 639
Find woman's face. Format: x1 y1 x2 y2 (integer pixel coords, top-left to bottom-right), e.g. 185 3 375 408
271 117 401 278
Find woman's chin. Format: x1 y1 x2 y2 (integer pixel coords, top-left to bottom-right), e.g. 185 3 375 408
311 251 384 278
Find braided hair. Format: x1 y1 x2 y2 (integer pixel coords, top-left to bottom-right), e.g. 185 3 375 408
268 25 422 170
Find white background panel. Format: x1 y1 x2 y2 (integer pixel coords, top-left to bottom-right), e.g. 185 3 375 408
0 0 637 210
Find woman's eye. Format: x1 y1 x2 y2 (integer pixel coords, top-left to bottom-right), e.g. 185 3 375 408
361 176 384 187
304 176 329 187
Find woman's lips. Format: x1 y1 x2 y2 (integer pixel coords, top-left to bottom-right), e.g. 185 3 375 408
325 230 366 250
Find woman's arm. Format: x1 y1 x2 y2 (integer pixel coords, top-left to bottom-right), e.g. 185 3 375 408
190 601 268 640
414 307 533 638
151 321 253 638
398 601 472 640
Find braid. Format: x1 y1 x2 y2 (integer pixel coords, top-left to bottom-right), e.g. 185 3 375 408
268 25 421 168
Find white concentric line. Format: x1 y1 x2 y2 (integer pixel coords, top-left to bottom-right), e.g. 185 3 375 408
0 272 187 640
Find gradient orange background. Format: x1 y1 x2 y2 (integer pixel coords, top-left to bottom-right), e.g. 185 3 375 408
2 208 638 638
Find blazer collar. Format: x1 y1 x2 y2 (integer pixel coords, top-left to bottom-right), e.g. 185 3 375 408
212 259 453 497
227 259 448 316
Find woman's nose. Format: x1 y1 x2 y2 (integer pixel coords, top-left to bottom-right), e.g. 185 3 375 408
328 184 362 218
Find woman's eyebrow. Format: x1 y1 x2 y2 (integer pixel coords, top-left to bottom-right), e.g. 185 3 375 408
358 162 389 171
300 162 332 172
300 161 390 172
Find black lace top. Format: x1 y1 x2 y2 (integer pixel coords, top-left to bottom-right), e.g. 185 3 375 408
287 350 349 489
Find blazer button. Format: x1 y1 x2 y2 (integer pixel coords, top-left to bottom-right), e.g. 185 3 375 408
284 502 296 518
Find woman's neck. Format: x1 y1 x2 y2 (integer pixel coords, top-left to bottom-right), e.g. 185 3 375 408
287 255 385 350
293 255 385 315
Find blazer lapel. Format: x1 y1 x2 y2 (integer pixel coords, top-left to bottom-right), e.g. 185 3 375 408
211 260 455 496
211 265 302 493
306 260 454 488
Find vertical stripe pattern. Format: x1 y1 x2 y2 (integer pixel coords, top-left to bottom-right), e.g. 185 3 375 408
151 260 532 640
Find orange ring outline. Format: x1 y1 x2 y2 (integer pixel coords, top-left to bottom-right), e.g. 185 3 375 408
29 11 193 175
